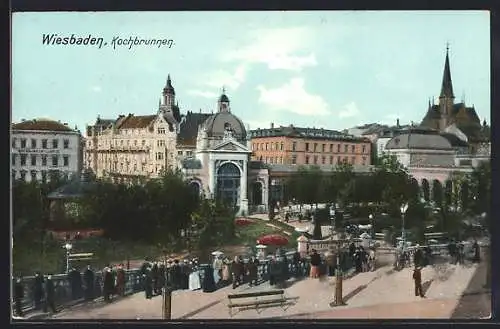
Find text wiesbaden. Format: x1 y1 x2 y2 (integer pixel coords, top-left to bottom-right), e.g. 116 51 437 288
42 34 175 50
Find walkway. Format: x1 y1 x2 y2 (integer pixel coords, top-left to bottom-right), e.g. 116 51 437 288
47 261 486 320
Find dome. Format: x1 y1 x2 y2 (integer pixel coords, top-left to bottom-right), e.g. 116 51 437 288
385 131 452 150
219 94 230 103
203 111 247 141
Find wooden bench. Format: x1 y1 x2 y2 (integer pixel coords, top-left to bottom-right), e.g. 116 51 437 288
227 289 286 317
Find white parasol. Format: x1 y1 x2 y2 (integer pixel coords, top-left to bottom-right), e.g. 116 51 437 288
211 251 224 256
256 244 268 249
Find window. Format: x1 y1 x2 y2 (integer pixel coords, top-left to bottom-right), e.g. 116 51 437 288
30 170 37 181
344 144 348 153
158 140 165 147
291 155 297 165
330 156 333 164
292 142 297 151
305 143 310 152
337 157 341 165
322 144 326 152
31 139 37 148
305 156 310 164
275 143 279 150
63 156 69 166
20 170 26 181
52 139 58 149
142 140 146 146
63 139 69 149
265 143 269 150
362 145 367 153
330 144 333 152
322 156 326 164
362 157 367 166
156 152 164 160
41 139 47 149
313 143 318 152
41 170 47 183
134 140 137 146
351 156 356 164
20 154 26 166
158 128 166 134
187 151 193 157
280 143 284 151
31 155 37 166
11 138 16 148
351 145 355 153
337 144 341 153
21 139 26 148
177 151 183 155
41 155 47 166
270 143 274 151
313 156 318 164
11 154 16 166
52 156 58 167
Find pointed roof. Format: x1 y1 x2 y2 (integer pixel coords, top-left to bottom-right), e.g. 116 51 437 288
440 45 454 98
163 74 175 95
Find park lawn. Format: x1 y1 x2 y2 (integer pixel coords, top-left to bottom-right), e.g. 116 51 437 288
232 219 282 246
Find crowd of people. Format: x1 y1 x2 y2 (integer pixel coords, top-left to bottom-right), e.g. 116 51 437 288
12 264 128 318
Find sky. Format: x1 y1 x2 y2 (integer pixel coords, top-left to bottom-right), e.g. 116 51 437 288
12 11 490 135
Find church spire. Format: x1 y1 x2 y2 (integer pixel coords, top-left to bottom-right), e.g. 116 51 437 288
440 43 454 99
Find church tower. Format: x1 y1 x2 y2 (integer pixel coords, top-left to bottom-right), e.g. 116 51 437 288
438 44 455 130
161 74 175 109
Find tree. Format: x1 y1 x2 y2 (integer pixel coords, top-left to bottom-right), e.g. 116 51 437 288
431 180 443 206
469 161 491 216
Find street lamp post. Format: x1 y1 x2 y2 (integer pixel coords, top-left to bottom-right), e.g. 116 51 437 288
369 214 374 239
64 243 73 273
400 203 409 249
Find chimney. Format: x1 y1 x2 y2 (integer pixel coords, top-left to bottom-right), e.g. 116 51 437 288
270 122 274 129
396 118 400 128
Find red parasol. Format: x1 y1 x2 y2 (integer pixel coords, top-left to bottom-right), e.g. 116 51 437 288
256 234 289 246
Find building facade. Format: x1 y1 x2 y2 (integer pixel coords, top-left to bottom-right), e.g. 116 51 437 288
11 119 83 182
249 124 372 167
84 75 182 182
84 77 270 215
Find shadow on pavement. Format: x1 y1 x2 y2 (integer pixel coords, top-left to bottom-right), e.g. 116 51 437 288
422 279 433 296
179 299 223 319
343 285 368 303
450 260 491 319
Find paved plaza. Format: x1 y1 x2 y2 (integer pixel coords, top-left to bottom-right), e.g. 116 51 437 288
48 260 487 320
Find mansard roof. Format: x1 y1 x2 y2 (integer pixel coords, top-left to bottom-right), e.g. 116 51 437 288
12 119 76 132
116 114 157 129
177 111 212 147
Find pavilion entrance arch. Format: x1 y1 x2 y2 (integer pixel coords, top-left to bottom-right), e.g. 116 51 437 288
216 162 241 210
251 180 264 205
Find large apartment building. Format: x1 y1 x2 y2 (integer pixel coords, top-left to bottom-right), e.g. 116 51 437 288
84 75 181 181
11 119 83 182
249 124 372 167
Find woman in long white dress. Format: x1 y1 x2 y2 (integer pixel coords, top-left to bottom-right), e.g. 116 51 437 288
188 261 201 290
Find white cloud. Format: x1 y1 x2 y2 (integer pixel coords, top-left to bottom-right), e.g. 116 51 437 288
256 78 330 116
223 27 317 71
187 90 219 99
338 102 360 118
91 85 102 93
204 64 248 91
